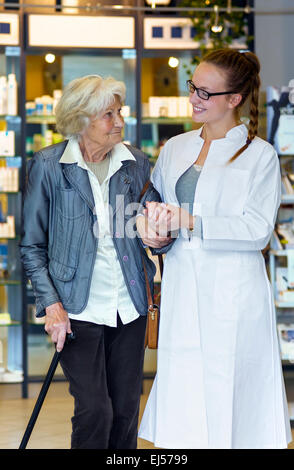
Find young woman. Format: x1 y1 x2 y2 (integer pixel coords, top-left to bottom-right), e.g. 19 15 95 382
137 49 292 449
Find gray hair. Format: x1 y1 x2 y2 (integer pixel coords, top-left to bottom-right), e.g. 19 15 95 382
55 75 126 138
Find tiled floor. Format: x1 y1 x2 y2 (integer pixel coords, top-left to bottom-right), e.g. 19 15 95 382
0 381 156 449
0 381 293 449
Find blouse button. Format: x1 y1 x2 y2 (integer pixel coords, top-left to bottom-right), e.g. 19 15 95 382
123 255 128 261
130 279 136 286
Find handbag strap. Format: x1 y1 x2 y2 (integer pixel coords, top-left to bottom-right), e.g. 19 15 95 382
142 256 153 310
139 179 164 307
139 180 151 200
142 254 163 310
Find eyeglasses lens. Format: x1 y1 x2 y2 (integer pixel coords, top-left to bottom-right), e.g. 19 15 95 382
197 89 209 100
187 81 194 94
187 81 209 100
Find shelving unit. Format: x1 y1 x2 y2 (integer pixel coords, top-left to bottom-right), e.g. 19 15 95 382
0 131 24 389
24 39 141 383
270 153 294 369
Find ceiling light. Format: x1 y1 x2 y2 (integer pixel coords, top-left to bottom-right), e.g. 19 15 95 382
244 1 251 14
168 57 179 68
45 53 55 64
211 5 223 34
211 24 223 33
145 0 171 5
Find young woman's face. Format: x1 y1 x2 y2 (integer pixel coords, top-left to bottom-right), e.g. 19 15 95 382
189 62 237 125
84 95 124 149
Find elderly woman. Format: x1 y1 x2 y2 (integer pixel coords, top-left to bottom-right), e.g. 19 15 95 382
20 75 169 449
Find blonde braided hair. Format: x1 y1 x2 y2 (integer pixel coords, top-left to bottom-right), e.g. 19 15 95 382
201 48 261 163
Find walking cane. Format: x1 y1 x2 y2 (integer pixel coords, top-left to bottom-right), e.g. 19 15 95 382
19 332 75 449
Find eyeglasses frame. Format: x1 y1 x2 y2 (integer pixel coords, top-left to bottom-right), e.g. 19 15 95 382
186 79 235 100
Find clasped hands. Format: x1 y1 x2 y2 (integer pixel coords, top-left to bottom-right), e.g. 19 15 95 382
136 201 195 249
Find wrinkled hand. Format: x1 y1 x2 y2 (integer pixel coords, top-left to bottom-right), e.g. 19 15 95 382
136 213 172 249
45 302 72 352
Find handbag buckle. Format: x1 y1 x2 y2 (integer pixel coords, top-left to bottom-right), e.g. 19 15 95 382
148 304 159 321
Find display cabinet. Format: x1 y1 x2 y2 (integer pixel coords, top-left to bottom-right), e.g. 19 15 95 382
24 47 138 381
140 49 199 165
0 45 25 391
270 155 294 367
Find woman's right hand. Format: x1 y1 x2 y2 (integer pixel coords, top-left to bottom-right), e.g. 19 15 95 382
45 302 72 352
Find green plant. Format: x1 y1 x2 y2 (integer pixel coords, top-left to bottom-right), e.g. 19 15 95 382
180 0 254 71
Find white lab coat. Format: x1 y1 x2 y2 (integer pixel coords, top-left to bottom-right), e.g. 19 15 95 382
138 124 292 449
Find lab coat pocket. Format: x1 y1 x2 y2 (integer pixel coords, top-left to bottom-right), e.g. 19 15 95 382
211 167 250 216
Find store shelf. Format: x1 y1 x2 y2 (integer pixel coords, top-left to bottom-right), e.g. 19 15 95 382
281 195 294 204
0 374 23 383
26 115 56 124
0 321 21 326
26 115 138 125
0 280 21 285
270 250 288 256
0 236 19 241
275 301 294 308
0 156 21 159
142 116 193 125
0 191 20 194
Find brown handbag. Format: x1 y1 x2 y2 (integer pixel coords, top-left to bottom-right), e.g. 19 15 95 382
142 254 163 349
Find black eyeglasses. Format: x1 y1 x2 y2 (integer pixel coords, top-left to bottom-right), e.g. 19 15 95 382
186 80 235 100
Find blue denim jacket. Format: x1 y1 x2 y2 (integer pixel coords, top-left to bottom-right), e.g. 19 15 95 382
20 141 160 317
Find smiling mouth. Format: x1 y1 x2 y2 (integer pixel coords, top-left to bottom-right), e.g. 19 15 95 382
193 106 206 112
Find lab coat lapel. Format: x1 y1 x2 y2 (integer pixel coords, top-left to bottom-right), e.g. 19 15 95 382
169 136 204 202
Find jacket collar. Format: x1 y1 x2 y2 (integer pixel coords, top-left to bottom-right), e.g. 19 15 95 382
60 139 136 214
59 138 135 172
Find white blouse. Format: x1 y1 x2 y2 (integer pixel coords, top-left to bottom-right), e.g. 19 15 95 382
59 138 139 327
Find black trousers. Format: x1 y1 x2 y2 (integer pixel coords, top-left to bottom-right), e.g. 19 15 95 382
60 314 147 449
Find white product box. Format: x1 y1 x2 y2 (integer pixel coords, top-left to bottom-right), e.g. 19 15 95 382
167 97 178 117
0 167 18 191
178 96 189 117
0 216 15 238
0 131 14 156
279 290 294 302
149 97 169 117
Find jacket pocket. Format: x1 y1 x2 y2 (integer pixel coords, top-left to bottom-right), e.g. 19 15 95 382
49 259 76 281
56 187 85 219
52 188 86 266
49 260 77 303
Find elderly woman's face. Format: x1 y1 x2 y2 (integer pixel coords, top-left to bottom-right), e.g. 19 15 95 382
83 95 124 150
